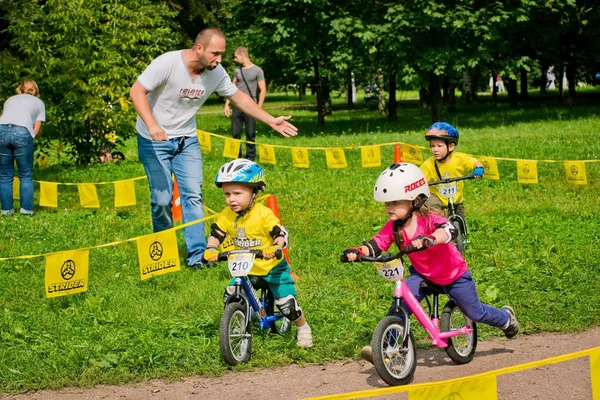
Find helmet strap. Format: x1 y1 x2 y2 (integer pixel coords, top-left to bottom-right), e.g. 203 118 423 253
392 198 424 247
234 188 259 217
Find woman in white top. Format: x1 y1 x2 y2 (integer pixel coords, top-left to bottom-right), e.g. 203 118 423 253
0 80 46 216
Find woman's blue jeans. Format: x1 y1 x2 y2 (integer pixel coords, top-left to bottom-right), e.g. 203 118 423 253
0 124 34 213
137 134 206 266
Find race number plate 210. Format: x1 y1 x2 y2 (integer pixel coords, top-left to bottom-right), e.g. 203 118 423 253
227 252 255 277
374 259 404 281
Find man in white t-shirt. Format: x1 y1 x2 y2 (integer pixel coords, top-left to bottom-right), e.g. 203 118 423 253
130 28 298 269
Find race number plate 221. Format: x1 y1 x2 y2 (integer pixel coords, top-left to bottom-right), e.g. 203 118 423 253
228 253 255 277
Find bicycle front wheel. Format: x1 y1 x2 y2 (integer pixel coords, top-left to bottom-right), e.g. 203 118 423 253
452 220 465 254
441 300 477 364
371 316 416 386
219 302 252 366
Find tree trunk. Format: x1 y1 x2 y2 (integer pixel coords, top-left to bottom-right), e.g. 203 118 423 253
564 63 576 107
430 77 443 122
377 69 386 116
419 87 430 110
490 70 498 106
322 76 332 116
520 68 528 99
312 57 325 129
298 82 303 101
346 70 356 108
448 82 456 112
540 63 548 94
442 76 449 104
387 69 397 121
507 78 519 109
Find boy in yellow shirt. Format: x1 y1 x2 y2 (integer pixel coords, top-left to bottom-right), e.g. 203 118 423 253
420 122 484 222
203 159 313 347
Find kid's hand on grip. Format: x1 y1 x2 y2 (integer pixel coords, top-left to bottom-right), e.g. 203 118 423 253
203 247 220 262
264 245 283 260
473 166 484 178
402 236 435 254
341 247 364 262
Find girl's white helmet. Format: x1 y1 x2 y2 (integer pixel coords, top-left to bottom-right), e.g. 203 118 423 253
373 163 430 202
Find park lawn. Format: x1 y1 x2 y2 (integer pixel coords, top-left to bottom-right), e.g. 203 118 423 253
0 90 599 392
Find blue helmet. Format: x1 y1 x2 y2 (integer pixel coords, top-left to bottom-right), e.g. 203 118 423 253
425 122 459 145
215 159 266 190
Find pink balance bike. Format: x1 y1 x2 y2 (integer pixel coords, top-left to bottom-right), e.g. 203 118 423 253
341 246 477 386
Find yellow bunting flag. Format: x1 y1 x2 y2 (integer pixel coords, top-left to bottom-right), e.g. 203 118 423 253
223 138 241 159
325 148 347 168
114 179 136 208
564 161 587 185
136 229 180 280
479 156 500 180
13 177 19 199
37 153 49 169
361 145 381 168
292 148 309 168
197 129 211 152
409 375 498 400
403 144 423 165
591 349 600 400
258 144 276 164
517 160 539 184
39 181 58 208
45 249 89 298
78 183 100 208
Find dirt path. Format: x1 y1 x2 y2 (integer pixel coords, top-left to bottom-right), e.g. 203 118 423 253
4 327 599 400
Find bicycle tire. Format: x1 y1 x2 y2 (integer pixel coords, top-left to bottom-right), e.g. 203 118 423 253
440 300 477 364
371 316 416 386
272 314 292 335
219 302 252 366
452 220 465 254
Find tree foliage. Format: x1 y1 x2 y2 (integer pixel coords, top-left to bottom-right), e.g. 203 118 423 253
0 0 183 163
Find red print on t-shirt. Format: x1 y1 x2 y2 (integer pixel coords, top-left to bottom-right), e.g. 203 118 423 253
179 88 205 99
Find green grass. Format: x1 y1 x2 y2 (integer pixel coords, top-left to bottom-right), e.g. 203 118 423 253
1 89 600 392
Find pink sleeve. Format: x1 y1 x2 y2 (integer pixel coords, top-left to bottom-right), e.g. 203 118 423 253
371 220 396 253
421 213 450 235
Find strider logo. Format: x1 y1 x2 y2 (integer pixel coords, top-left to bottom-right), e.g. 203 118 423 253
404 177 426 193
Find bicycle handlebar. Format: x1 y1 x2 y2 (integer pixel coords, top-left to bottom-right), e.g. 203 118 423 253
342 243 423 263
428 174 475 186
216 248 283 262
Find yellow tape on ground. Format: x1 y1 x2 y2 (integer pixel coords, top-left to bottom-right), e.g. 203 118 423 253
303 347 600 400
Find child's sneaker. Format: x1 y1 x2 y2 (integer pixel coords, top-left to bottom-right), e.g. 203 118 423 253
361 345 373 364
296 324 313 347
501 306 520 339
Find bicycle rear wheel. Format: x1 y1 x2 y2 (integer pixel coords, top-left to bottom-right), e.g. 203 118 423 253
371 316 416 386
441 300 477 364
219 302 252 365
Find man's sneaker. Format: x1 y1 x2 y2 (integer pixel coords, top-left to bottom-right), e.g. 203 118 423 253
187 261 206 270
297 325 313 348
501 306 520 339
361 345 374 364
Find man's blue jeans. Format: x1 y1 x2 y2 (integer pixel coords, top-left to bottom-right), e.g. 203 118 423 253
398 269 510 328
0 124 34 213
137 134 206 266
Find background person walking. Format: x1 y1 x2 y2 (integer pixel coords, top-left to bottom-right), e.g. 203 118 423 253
223 47 266 161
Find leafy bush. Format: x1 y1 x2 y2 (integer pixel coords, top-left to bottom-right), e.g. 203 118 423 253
0 0 184 163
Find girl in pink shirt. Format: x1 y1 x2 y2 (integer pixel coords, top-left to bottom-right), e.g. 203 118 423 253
342 163 519 363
